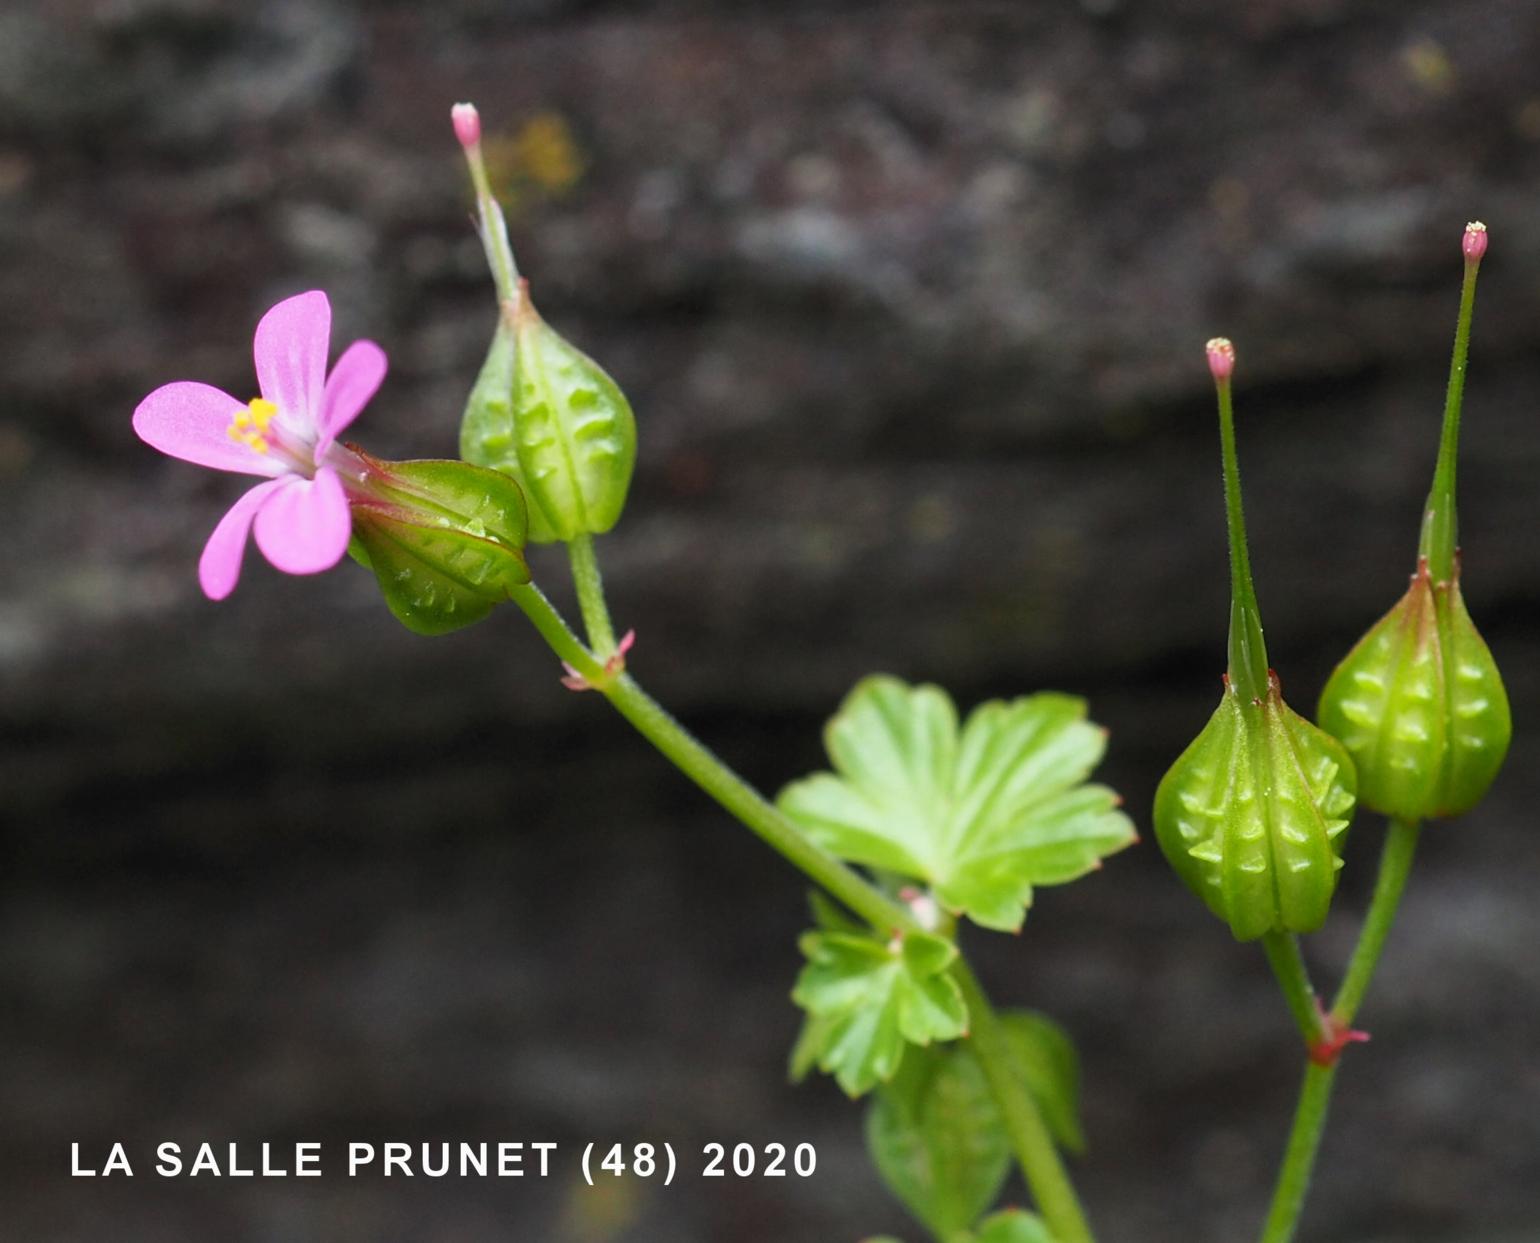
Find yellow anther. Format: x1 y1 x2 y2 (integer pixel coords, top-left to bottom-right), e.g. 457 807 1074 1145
248 397 276 430
228 400 274 454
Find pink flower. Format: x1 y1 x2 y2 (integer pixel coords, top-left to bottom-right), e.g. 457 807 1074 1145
133 291 387 600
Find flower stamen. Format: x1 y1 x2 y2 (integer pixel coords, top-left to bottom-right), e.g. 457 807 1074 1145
227 397 278 454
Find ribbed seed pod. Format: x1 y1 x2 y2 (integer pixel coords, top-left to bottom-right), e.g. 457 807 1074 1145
1317 224 1510 819
1156 671 1356 941
452 103 637 544
460 281 637 544
1152 339 1358 942
1318 560 1507 819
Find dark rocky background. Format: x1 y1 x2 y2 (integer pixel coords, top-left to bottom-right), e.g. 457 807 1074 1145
3 1 1539 1240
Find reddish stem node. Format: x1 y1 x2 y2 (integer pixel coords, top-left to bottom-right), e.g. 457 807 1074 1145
559 628 636 691
1307 1000 1371 1067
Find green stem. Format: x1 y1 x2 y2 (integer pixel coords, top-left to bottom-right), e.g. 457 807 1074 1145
1258 1061 1336 1243
600 671 914 933
567 534 618 659
1418 246 1482 583
461 134 520 302
1256 818 1421 1243
954 961 1098 1243
1260 932 1327 1047
1215 368 1269 701
507 578 1096 1243
508 582 910 934
1331 817 1421 1027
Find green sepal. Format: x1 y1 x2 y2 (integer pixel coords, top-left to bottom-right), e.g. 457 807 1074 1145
348 455 530 636
1153 672 1356 942
1318 558 1510 819
865 1037 1011 1241
778 677 1136 933
790 928 968 1097
458 319 560 544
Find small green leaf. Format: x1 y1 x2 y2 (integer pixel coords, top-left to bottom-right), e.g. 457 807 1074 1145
788 1010 837 1085
1000 1011 1084 1155
974 1209 1056 1243
779 677 1136 932
866 1041 1011 1241
791 929 967 1096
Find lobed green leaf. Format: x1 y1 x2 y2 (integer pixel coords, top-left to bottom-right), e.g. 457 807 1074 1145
779 677 1135 932
790 929 967 1097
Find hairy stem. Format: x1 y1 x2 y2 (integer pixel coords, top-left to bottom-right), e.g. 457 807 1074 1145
1258 1061 1336 1243
1257 818 1421 1243
567 533 618 659
1214 364 1269 702
1418 247 1482 582
460 131 520 302
1333 818 1421 1026
1261 932 1327 1047
507 577 1097 1243
954 960 1098 1243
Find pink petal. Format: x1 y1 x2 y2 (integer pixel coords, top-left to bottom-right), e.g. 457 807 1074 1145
253 290 331 436
317 339 387 455
198 478 290 600
252 466 352 576
133 381 285 477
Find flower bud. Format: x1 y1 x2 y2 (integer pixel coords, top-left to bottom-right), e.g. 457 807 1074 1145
346 451 530 635
1317 223 1510 818
460 280 636 543
1153 341 1357 941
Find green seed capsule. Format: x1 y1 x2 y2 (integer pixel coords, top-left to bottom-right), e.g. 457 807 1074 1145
459 319 559 544
346 451 531 636
1317 223 1510 819
452 114 636 545
1152 339 1357 941
1156 671 1356 941
1318 559 1509 819
459 280 637 544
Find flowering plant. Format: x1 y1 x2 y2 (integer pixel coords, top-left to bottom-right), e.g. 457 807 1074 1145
134 103 1511 1243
